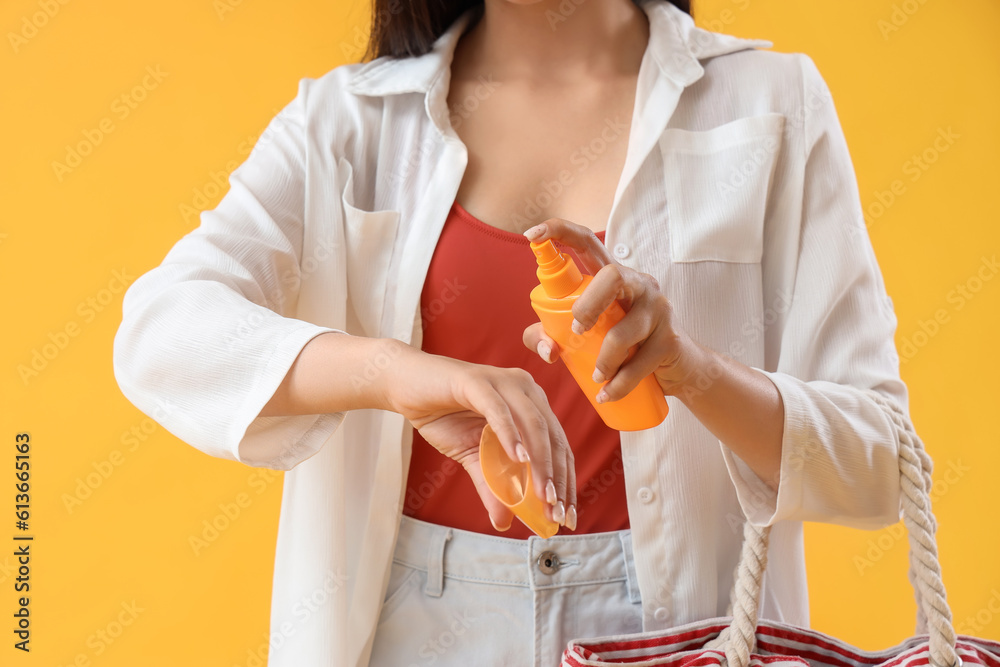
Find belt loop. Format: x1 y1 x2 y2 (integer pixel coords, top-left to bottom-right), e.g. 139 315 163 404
619 531 642 604
423 527 453 598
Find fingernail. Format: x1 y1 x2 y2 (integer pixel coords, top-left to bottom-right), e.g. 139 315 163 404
592 368 606 383
545 479 557 505
553 500 566 525
523 223 547 240
566 505 577 531
596 389 609 404
515 443 530 463
490 515 510 532
536 340 551 364
571 319 585 335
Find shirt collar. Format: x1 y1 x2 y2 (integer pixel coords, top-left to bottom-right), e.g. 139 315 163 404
345 0 772 97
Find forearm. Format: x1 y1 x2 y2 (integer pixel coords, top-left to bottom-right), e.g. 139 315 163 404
258 332 403 417
670 340 785 492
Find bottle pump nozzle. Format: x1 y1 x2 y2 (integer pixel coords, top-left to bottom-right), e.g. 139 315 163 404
530 240 584 299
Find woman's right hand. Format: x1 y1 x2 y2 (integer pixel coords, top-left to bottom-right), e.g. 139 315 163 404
385 341 577 532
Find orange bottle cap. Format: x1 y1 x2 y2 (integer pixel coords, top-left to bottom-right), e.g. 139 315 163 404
530 240 583 299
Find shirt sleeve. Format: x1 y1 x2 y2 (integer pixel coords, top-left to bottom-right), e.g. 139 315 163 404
719 54 907 530
112 78 348 470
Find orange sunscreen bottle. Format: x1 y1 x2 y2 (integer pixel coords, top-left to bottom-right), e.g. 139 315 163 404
529 240 669 431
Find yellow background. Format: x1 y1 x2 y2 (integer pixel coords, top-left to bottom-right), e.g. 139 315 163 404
2 0 998 664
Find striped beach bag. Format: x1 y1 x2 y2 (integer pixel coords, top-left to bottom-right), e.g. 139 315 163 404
561 390 1000 667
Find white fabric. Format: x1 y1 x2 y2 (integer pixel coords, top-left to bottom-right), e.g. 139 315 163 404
112 1 908 665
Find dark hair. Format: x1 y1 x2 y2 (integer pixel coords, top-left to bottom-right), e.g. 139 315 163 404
362 0 692 62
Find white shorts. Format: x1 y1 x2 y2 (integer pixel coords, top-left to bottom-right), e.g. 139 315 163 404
369 514 643 667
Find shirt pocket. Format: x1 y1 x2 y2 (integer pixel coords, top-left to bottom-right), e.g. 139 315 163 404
659 113 785 264
338 157 401 336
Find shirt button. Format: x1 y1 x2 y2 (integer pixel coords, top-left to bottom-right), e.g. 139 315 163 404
613 243 631 260
536 551 561 575
653 607 670 622
637 487 655 504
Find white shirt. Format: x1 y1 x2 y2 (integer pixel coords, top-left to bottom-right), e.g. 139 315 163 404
112 1 908 665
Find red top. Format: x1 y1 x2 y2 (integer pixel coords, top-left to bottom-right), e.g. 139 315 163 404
403 200 629 537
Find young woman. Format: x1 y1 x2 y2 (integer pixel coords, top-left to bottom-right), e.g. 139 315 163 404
113 0 909 665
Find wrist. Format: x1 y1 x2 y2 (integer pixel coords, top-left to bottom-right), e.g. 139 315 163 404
660 334 718 403
367 337 418 414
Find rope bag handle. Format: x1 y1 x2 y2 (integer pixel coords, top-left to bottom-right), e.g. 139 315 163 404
705 389 960 667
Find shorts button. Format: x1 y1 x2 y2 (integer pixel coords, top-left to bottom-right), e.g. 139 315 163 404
537 550 561 575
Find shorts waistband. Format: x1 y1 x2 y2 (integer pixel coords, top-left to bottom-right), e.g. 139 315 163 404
393 514 642 602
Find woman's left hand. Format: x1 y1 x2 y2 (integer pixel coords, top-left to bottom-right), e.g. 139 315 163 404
521 218 709 402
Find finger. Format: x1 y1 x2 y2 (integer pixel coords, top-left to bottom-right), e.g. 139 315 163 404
570 263 634 334
523 217 615 276
464 369 558 522
562 444 578 531
462 454 517 532
462 379 527 468
523 380 574 527
522 322 561 364
592 304 655 385
598 325 673 403
544 405 571 526
500 379 558 522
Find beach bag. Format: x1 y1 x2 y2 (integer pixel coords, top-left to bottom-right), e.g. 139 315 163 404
561 389 998 667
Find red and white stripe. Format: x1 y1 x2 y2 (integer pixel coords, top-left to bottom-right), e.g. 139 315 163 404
561 618 1000 667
